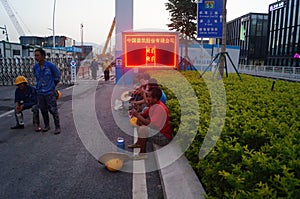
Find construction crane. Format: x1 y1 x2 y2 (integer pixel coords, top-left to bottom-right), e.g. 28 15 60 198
0 25 9 41
99 17 115 59
0 0 25 37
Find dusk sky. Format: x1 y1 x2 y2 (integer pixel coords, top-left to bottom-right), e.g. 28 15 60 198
0 0 276 45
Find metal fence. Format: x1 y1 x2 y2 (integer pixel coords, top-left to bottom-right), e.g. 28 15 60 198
239 65 300 82
0 57 75 86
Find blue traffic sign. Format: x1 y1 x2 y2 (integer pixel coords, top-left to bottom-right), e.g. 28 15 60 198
197 0 223 38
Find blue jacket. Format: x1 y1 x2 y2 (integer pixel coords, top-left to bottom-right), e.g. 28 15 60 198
15 85 37 109
33 61 60 95
161 90 167 104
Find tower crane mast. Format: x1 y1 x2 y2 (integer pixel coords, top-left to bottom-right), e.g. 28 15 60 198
101 17 115 56
0 0 25 36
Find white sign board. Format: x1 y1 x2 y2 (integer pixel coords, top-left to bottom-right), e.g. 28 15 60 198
70 60 77 83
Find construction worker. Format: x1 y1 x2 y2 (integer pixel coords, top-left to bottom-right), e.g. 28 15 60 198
33 48 61 134
128 87 173 160
90 58 99 80
103 58 111 81
11 76 41 132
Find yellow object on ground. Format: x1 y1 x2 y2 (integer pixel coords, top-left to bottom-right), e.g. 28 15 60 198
98 152 131 172
105 158 123 172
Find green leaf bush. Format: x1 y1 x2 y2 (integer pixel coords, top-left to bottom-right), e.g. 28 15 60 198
153 71 300 198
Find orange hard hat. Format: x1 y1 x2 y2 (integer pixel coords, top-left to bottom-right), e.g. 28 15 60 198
98 152 130 172
105 158 123 172
129 117 138 127
15 76 28 85
55 90 62 100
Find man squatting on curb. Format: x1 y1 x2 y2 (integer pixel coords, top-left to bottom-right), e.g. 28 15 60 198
11 75 41 132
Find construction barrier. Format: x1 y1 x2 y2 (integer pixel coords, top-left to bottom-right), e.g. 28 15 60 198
0 57 79 86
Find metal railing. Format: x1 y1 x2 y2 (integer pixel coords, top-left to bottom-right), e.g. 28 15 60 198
239 65 300 82
0 57 77 86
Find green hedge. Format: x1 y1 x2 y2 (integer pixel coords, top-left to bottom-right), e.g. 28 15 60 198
153 71 300 198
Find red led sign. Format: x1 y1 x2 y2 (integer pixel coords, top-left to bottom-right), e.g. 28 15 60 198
123 32 178 68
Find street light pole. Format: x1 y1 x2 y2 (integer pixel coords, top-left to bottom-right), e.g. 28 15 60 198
80 23 84 58
52 0 56 48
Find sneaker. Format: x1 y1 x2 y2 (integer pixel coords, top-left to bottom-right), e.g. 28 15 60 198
35 126 42 132
10 125 24 129
54 128 61 135
128 143 141 148
42 126 50 132
133 153 148 160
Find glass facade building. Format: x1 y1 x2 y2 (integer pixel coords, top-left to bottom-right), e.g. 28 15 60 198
266 0 300 66
227 13 269 65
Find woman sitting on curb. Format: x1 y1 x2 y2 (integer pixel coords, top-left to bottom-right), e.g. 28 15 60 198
128 87 173 159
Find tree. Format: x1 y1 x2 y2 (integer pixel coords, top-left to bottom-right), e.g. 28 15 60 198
165 0 197 70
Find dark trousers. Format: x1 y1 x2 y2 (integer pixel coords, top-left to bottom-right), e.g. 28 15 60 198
37 93 60 129
91 69 97 80
104 69 110 81
14 104 39 126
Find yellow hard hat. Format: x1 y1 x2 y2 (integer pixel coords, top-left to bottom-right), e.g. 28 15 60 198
105 158 123 172
129 117 138 127
15 76 28 85
55 90 62 100
98 152 130 172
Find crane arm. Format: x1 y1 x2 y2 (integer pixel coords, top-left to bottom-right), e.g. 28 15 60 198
0 0 25 36
101 17 115 56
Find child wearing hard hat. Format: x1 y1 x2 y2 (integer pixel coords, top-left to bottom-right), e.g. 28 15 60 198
11 76 41 132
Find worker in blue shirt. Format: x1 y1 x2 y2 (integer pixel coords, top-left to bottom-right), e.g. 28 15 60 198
11 76 41 131
33 48 61 134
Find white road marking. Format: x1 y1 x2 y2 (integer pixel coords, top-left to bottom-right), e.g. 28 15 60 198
132 127 148 199
65 85 74 90
0 109 14 118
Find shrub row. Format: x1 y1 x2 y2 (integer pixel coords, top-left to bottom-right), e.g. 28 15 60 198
152 71 300 198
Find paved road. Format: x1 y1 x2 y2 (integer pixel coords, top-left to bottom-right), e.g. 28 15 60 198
0 78 163 199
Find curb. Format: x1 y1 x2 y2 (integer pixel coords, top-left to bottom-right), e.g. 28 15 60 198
153 144 206 199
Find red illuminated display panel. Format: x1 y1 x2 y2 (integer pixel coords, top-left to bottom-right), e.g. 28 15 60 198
123 32 178 68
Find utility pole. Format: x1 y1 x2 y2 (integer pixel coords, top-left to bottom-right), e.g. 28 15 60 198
52 0 56 48
219 0 227 78
80 23 84 58
0 25 9 41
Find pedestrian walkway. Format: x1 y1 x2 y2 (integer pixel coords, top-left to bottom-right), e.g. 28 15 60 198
77 67 115 82
239 65 300 82
241 71 300 82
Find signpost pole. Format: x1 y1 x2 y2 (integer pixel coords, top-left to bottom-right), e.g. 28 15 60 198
197 0 223 73
70 60 77 84
219 0 227 78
